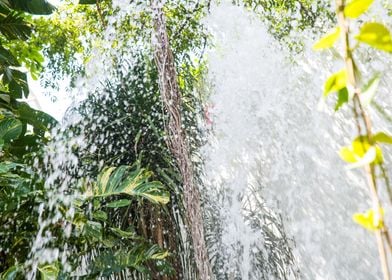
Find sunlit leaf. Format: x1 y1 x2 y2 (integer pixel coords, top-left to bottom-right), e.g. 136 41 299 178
373 132 392 144
38 263 59 280
93 165 170 205
360 74 380 107
347 146 376 169
313 27 340 50
110 227 136 238
339 146 357 163
335 87 349 111
353 208 384 231
324 70 347 97
356 22 392 53
344 0 374 19
151 250 169 260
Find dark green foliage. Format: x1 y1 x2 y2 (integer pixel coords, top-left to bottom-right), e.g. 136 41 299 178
4 0 55 15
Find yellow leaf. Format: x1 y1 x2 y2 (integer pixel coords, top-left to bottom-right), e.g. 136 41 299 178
339 147 357 163
313 27 341 50
356 22 392 53
353 208 384 231
344 0 374 19
373 132 392 144
347 146 376 169
323 69 347 97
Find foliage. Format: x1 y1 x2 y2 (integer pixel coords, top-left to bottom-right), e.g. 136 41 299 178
0 1 175 278
236 0 335 50
314 0 392 277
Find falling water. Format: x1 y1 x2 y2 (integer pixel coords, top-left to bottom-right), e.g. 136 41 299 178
22 1 392 279
203 2 392 280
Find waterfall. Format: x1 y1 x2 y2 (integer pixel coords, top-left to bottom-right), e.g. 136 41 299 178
202 2 391 279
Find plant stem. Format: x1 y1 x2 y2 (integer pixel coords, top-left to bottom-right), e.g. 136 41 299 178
335 0 390 279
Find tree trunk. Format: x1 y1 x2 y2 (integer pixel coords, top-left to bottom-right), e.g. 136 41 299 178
151 1 212 279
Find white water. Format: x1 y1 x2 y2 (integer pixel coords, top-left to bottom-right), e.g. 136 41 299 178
24 1 392 279
203 2 392 279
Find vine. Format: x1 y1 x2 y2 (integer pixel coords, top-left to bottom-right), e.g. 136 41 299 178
313 0 392 279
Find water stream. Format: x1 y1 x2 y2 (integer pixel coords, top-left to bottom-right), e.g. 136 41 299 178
24 1 392 279
203 2 392 279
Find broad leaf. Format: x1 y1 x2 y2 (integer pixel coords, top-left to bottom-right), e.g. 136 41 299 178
0 117 22 142
339 136 381 168
37 263 59 280
344 0 374 19
324 69 347 97
0 46 19 66
0 161 22 173
83 220 102 241
0 265 22 280
94 165 170 205
373 132 392 144
346 146 376 169
2 68 28 98
16 102 58 132
313 27 340 50
335 87 349 111
8 0 55 15
356 22 392 53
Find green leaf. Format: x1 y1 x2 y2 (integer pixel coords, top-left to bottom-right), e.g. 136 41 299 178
79 0 99 4
83 220 102 241
37 263 59 280
110 227 136 238
106 199 131 208
0 5 32 40
16 102 58 132
0 161 22 173
8 0 55 15
93 165 170 205
335 87 349 111
360 74 380 107
2 68 28 98
0 46 19 66
0 117 22 142
356 22 392 53
373 132 392 144
313 27 340 50
0 265 22 280
93 210 107 222
344 0 374 19
324 70 347 97
151 250 169 260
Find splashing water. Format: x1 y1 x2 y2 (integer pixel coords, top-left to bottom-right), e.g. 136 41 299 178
203 2 392 279
23 1 392 279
